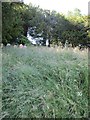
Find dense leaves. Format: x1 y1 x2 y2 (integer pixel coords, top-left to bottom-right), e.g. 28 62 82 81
2 2 90 46
2 2 24 45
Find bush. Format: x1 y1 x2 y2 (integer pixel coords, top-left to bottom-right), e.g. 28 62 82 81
18 35 32 46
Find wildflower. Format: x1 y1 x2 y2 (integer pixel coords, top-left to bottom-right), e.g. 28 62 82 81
19 44 23 48
14 45 17 48
73 47 79 53
7 43 11 46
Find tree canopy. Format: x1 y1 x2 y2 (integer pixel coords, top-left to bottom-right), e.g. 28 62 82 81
2 2 90 47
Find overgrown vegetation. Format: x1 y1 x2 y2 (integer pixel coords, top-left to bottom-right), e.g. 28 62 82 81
2 46 88 118
1 0 89 119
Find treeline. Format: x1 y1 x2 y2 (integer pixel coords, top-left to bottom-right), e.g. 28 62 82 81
2 2 90 47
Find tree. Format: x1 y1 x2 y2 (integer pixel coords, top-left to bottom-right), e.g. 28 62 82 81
2 3 89 47
2 2 24 45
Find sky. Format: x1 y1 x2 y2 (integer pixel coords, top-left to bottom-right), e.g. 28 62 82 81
24 0 90 15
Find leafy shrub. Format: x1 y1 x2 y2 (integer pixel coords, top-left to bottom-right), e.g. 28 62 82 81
18 35 32 46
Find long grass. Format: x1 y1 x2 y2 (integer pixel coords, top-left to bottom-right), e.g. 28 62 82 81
1 46 88 118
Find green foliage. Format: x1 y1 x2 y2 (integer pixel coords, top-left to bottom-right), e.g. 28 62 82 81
2 2 24 45
17 35 31 45
2 46 88 118
65 12 89 46
2 2 90 46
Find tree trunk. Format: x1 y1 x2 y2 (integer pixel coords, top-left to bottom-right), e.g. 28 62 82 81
23 25 28 37
48 39 50 47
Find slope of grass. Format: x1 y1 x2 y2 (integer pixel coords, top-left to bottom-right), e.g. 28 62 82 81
2 46 88 118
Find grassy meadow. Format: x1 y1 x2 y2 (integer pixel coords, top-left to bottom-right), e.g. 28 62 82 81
1 46 88 118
